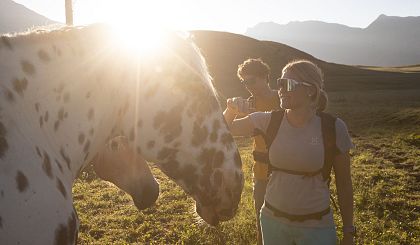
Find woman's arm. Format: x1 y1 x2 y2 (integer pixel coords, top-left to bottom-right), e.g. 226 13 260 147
333 151 355 243
223 98 255 136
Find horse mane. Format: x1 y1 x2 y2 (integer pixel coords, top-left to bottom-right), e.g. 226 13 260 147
1 24 221 104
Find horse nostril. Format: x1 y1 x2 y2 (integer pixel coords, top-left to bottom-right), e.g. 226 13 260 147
133 183 159 210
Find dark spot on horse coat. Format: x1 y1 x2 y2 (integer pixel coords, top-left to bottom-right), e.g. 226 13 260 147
191 123 208 146
56 178 67 198
55 159 63 173
210 120 220 142
54 212 77 245
54 120 60 131
63 92 70 103
136 146 142 155
84 140 90 155
199 148 216 168
34 103 40 112
147 140 155 149
44 111 49 122
56 83 65 94
78 133 85 144
4 88 14 102
12 77 28 96
37 49 51 62
21 60 36 75
16 171 29 192
0 216 3 229
213 151 225 168
42 152 53 179
1 36 13 50
187 93 219 117
157 147 178 161
153 104 184 143
35 146 42 158
221 133 234 150
60 147 71 170
0 122 8 158
39 116 43 127
58 108 65 121
234 152 242 168
88 108 94 121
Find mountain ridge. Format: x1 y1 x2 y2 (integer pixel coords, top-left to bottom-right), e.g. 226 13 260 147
246 15 420 66
0 0 58 34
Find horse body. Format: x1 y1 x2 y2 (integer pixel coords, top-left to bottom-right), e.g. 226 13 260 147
0 25 243 244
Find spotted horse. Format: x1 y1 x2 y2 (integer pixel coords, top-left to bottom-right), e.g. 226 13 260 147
0 25 244 244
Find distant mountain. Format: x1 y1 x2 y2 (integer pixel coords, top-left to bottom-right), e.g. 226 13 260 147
245 15 420 66
191 31 420 98
0 0 58 34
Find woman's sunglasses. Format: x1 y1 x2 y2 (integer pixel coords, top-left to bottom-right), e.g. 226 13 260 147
276 78 313 92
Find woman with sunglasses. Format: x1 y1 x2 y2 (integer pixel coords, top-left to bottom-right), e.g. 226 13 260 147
224 60 355 245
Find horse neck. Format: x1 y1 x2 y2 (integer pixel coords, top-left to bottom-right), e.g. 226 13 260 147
0 28 128 180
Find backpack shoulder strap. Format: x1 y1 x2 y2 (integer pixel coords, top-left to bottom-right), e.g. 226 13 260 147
265 110 285 150
318 112 338 182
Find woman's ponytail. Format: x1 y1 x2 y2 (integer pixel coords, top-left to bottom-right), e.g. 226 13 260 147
316 90 328 112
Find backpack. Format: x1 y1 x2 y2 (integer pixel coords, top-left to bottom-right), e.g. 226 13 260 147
252 110 341 221
252 109 339 182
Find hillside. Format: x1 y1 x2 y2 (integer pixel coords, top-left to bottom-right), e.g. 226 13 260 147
0 0 57 33
191 30 420 99
245 15 420 66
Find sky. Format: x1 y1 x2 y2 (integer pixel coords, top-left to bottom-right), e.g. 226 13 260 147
13 0 420 33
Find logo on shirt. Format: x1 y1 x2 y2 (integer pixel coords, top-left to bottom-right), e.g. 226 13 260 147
310 137 321 145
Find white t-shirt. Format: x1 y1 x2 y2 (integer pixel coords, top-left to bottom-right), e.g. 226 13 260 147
249 111 354 228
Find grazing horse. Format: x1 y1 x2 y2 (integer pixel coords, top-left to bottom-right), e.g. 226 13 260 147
0 25 244 244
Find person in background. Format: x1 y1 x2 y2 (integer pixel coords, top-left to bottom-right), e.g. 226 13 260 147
224 60 355 245
224 58 280 245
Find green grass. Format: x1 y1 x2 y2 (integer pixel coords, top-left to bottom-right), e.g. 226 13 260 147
73 89 419 244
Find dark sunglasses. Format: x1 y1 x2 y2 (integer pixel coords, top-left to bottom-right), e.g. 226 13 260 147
276 78 313 92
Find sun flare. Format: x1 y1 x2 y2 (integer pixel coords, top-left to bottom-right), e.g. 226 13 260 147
100 0 171 56
110 22 168 56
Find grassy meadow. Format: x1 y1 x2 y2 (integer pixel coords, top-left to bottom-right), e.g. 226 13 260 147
73 87 419 244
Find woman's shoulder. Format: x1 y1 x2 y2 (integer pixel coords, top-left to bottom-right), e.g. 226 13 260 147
334 117 350 133
248 111 275 133
316 113 349 131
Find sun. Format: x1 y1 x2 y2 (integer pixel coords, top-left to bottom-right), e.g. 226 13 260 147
98 0 171 56
110 21 168 56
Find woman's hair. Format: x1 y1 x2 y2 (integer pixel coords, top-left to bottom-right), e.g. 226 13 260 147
237 58 270 81
282 59 328 112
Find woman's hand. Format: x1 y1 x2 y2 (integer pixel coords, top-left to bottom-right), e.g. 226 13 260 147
226 97 249 117
223 97 255 137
